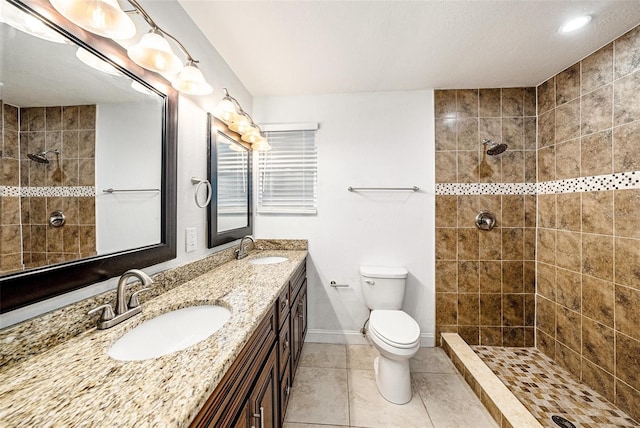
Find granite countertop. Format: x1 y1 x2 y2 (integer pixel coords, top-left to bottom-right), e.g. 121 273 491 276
0 250 307 427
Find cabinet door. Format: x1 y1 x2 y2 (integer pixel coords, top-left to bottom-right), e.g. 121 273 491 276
250 346 279 428
233 400 250 428
299 281 307 341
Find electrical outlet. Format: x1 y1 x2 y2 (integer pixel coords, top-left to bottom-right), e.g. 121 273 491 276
185 227 197 252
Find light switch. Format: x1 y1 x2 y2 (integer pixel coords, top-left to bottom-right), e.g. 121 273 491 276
185 227 197 252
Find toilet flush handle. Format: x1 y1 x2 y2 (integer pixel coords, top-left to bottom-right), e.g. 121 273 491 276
364 279 375 285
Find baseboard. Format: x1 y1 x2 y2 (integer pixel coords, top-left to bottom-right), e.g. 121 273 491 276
305 329 436 347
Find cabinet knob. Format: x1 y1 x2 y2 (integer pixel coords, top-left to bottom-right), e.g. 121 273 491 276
281 298 289 310
283 340 289 350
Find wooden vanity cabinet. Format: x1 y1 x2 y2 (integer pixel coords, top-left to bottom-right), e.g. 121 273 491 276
191 258 308 428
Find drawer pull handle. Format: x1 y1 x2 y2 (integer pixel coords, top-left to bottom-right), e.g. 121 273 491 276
284 340 289 350
286 384 291 396
281 298 289 310
253 406 264 428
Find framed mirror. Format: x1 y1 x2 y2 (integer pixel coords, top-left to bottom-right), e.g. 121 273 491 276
207 115 252 248
0 0 177 313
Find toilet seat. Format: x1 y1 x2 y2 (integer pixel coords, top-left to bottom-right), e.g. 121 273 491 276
369 310 420 349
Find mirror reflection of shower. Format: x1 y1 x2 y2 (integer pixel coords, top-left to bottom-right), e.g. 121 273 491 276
482 139 508 156
27 149 59 164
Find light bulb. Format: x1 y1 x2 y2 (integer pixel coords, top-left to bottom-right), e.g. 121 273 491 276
76 47 121 75
252 136 271 152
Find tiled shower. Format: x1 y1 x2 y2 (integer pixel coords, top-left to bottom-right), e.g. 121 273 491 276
0 102 96 274
435 24 640 422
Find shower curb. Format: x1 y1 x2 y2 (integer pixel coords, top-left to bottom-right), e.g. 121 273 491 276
441 333 542 428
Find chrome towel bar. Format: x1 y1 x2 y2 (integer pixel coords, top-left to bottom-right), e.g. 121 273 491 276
102 188 160 193
347 186 419 192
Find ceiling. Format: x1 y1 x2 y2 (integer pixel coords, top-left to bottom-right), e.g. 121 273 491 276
178 1 640 96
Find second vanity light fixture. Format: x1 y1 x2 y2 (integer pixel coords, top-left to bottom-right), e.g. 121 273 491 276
49 0 213 96
216 88 272 151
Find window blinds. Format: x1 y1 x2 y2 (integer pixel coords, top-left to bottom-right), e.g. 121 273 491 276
258 129 318 214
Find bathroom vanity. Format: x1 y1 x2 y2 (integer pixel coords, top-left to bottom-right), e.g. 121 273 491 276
191 259 307 427
0 250 307 427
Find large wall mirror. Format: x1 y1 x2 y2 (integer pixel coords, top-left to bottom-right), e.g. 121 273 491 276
0 0 177 313
207 115 252 248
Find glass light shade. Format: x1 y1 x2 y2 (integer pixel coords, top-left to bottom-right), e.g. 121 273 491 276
252 136 271 152
50 0 136 40
76 47 121 75
131 80 155 96
241 128 261 143
1 0 68 43
172 63 212 95
229 120 251 135
216 99 237 123
128 31 183 74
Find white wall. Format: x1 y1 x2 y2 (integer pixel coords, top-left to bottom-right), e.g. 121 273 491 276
95 101 162 254
253 91 436 346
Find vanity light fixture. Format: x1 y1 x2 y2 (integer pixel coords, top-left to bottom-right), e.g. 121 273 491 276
49 0 213 96
75 47 121 76
559 15 592 33
130 80 156 96
1 0 68 43
215 88 271 151
49 0 136 40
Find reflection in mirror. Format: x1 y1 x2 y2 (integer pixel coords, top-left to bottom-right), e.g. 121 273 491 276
0 0 177 313
208 115 252 248
0 0 163 276
217 132 249 233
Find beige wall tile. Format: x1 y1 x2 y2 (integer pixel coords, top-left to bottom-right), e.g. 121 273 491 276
501 150 525 182
556 63 580 105
582 275 614 327
582 43 614 94
458 261 479 293
457 89 479 118
555 342 581 380
502 261 524 293
479 229 501 260
537 328 555 360
436 195 457 227
615 333 640 391
537 228 556 265
458 326 480 345
435 118 457 150
458 151 479 183
582 357 615 403
536 262 556 300
581 84 613 136
557 306 581 353
502 294 524 327
524 87 537 116
615 285 640 341
537 109 555 148
479 261 502 293
537 145 555 182
436 151 457 183
556 268 581 312
436 228 457 260
614 25 640 79
537 77 555 114
501 195 524 227
503 327 526 347
502 117 524 150
613 120 640 172
479 88 501 117
502 228 524 261
615 380 640 423
582 190 613 235
480 326 502 346
582 233 613 281
435 90 457 118
556 192 581 231
458 293 480 325
556 139 581 179
436 261 458 293
502 88 524 117
457 228 479 260
480 294 502 326
536 296 556 337
458 195 479 227
555 98 580 143
436 292 458 325
556 231 581 272
614 189 640 238
615 237 640 289
580 130 612 177
582 317 615 373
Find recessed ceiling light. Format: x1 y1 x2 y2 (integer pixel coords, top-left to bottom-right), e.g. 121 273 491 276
559 15 592 33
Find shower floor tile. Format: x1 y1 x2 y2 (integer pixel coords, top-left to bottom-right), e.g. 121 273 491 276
473 346 638 428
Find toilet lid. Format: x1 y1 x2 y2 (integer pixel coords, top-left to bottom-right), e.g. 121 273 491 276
369 310 420 347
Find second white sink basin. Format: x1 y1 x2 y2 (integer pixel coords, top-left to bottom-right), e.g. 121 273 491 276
108 305 231 361
248 256 288 265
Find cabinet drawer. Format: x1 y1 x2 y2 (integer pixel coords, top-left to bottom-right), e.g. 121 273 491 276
277 285 290 329
290 262 306 300
278 314 291 379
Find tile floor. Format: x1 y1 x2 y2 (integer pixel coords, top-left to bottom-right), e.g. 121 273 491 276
473 346 639 428
284 343 498 428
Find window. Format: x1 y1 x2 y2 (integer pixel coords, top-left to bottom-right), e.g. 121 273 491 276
258 124 318 214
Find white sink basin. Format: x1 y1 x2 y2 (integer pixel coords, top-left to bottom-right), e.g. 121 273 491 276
108 305 231 361
248 256 289 265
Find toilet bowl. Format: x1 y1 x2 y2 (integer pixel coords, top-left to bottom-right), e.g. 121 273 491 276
367 309 420 404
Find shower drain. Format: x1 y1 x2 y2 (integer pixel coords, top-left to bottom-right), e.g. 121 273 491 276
552 415 576 428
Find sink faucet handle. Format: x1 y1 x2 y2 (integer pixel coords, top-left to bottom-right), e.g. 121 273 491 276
128 288 151 309
88 304 115 323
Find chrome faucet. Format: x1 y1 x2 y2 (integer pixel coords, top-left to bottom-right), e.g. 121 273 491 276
88 269 153 329
236 235 255 259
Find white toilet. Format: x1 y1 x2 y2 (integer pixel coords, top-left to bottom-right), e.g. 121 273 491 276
360 266 420 405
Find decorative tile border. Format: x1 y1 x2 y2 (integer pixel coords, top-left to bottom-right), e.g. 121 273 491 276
0 186 95 197
436 182 536 195
537 171 640 194
437 172 640 196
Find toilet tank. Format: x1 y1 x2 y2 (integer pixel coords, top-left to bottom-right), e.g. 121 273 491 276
360 266 408 310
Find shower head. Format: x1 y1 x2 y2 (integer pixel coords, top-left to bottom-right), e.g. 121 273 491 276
482 139 508 156
27 149 59 164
